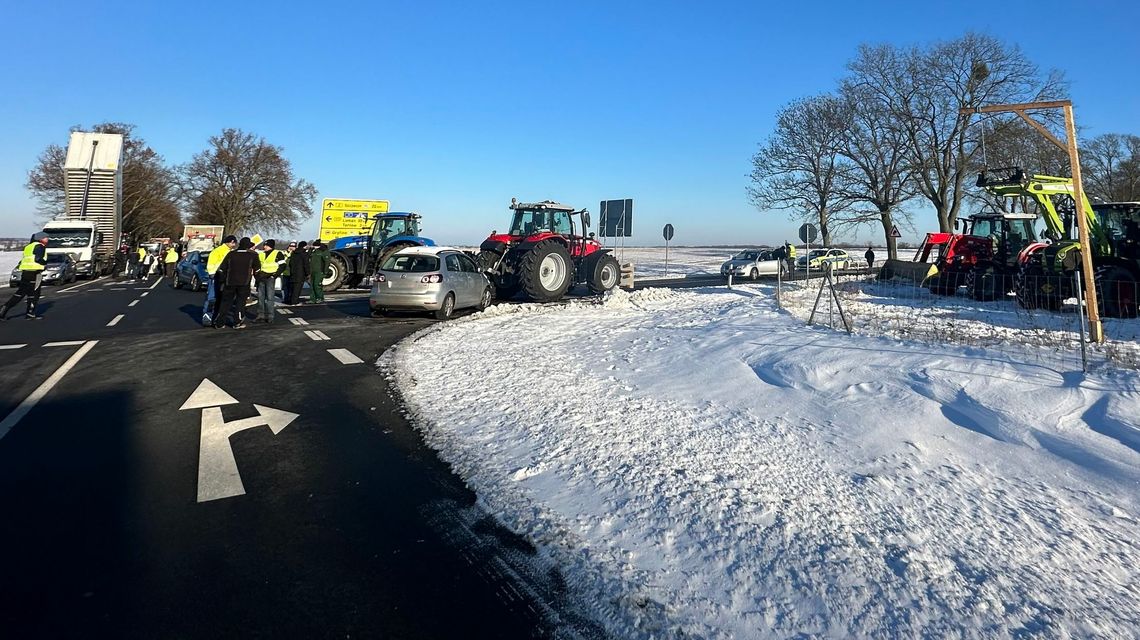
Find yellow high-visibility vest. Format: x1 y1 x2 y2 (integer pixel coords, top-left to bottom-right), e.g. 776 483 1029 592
260 249 284 274
18 243 45 271
137 248 146 262
165 248 178 263
206 244 231 275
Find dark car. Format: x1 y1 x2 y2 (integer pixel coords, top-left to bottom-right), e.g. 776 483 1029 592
173 250 210 291
9 253 78 286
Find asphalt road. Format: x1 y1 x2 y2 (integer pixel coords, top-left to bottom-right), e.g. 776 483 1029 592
0 276 604 639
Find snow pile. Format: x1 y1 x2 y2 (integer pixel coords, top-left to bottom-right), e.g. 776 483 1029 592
387 285 1140 638
0 251 20 276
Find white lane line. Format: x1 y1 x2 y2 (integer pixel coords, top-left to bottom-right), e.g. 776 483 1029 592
289 317 309 326
0 344 27 350
110 287 126 291
0 340 99 439
140 292 149 297
148 277 163 290
303 330 331 341
313 330 330 340
128 299 140 307
43 341 85 347
277 308 293 315
327 348 363 365
58 277 106 293
107 314 125 327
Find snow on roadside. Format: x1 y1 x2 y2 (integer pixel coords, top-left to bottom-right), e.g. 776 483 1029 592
0 251 20 277
385 285 1140 638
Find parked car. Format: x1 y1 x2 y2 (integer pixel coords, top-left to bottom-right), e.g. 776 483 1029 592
720 249 783 279
173 250 210 291
10 253 78 286
795 248 850 271
370 246 493 320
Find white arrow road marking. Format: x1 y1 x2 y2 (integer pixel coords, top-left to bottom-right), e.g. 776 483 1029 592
180 378 240 410
327 348 364 364
197 404 299 502
0 344 27 350
0 341 98 440
106 314 124 327
289 317 308 325
44 341 85 347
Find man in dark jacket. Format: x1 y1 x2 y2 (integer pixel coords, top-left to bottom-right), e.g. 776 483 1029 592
1 233 49 320
213 237 260 329
285 241 309 304
865 246 876 270
309 242 330 304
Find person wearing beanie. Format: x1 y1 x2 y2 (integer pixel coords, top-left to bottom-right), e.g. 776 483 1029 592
256 239 287 323
212 237 259 328
283 241 307 304
0 233 49 320
308 241 331 304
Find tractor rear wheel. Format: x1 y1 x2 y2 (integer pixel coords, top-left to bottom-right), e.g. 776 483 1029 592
376 242 417 276
1096 266 1139 319
587 253 621 294
519 240 572 302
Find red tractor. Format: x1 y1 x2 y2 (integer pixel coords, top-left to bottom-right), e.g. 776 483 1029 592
477 199 621 302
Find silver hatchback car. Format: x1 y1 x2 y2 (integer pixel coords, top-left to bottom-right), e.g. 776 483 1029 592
370 246 493 320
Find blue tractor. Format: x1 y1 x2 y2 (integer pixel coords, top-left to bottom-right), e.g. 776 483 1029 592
324 212 435 291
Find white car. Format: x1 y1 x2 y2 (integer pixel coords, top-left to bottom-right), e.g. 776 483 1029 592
720 249 784 280
370 246 493 320
795 248 851 271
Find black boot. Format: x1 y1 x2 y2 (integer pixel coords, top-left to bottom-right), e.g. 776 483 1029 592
25 300 41 320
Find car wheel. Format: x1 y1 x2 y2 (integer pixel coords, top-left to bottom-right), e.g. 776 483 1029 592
435 293 455 320
477 286 492 311
750 267 759 281
190 275 201 291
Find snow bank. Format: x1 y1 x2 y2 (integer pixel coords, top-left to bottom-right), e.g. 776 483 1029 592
0 251 20 276
386 284 1140 638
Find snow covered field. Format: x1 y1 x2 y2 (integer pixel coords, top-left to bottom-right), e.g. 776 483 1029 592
386 284 1140 638
0 251 20 276
603 246 914 280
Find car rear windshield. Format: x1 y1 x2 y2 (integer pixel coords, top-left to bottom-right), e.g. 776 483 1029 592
382 254 440 272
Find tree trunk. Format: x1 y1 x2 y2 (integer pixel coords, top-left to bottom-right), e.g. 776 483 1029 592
879 207 897 260
818 207 832 247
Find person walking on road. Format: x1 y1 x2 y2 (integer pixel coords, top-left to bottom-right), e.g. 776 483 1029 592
203 235 237 326
309 241 330 304
213 237 260 329
256 240 287 323
785 241 797 275
865 246 875 271
142 248 157 280
134 246 148 280
164 244 179 278
285 241 309 305
0 233 49 320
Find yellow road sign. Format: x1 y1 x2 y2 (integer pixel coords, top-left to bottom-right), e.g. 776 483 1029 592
320 198 389 242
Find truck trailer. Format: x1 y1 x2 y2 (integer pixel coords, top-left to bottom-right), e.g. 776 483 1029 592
45 132 124 277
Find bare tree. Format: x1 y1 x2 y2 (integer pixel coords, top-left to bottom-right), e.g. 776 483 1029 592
1083 133 1140 202
179 129 317 235
834 83 917 259
748 95 855 247
848 34 1067 233
25 122 182 241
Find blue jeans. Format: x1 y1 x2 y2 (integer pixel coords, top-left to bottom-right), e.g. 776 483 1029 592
256 278 275 322
203 276 216 320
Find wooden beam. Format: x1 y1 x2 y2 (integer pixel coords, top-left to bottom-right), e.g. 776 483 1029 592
1064 103 1104 343
1013 110 1067 152
959 99 1072 115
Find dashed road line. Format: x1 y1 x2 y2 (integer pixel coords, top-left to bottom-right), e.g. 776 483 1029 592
277 308 293 315
140 292 149 297
58 277 106 293
128 299 140 307
304 330 331 341
289 317 309 326
111 287 127 291
43 341 85 347
107 314 125 327
327 348 364 365
0 340 99 440
0 344 27 350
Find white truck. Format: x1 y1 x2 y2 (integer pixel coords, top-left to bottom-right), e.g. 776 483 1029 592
182 224 225 253
42 132 124 277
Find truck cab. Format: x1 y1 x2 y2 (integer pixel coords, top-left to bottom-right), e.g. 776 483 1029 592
42 220 101 277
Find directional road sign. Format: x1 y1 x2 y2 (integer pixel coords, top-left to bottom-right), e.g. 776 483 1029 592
320 198 389 243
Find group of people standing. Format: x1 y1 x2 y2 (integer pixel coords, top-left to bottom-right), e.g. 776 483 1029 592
202 236 331 329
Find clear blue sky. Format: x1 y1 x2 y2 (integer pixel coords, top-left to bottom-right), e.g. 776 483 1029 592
1 0 1137 246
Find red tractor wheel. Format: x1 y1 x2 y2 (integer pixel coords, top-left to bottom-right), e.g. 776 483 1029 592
519 240 572 302
587 253 620 294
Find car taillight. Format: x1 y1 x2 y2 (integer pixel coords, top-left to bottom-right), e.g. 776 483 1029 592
376 274 386 282
421 274 442 283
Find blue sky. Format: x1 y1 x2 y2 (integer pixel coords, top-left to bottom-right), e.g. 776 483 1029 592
1 0 1137 246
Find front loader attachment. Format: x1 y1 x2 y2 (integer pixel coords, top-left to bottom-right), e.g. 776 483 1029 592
877 232 950 285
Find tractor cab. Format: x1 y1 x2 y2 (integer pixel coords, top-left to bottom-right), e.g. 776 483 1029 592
1093 202 1140 262
368 213 422 257
496 200 598 259
966 213 1038 267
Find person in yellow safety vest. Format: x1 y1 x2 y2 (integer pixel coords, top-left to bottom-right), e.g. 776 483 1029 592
202 235 237 326
255 239 288 323
1 233 49 320
785 241 797 274
163 245 179 278
135 246 148 280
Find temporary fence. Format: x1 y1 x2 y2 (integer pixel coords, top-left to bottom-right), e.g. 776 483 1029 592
774 265 1140 373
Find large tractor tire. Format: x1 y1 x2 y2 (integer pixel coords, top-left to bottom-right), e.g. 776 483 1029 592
1015 264 1061 311
587 252 621 294
1096 265 1139 319
519 240 572 302
375 242 418 275
966 266 1002 302
323 255 348 292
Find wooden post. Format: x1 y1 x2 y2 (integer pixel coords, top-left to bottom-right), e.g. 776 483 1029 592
962 99 1104 344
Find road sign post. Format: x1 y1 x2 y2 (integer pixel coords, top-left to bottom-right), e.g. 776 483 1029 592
662 223 674 276
799 223 817 282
